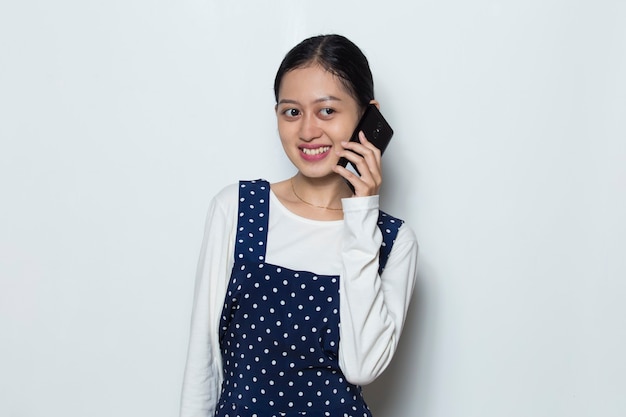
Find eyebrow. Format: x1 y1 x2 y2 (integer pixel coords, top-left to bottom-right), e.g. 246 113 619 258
277 96 342 105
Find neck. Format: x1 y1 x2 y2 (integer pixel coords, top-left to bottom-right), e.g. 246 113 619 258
291 174 352 211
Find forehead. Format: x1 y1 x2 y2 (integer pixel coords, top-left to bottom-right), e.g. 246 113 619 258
278 65 353 102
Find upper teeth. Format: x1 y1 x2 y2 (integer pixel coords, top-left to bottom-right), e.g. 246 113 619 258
302 146 330 155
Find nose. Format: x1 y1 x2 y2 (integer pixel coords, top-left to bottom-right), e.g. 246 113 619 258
299 113 322 142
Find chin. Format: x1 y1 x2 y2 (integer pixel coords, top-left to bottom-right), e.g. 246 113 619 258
299 169 340 181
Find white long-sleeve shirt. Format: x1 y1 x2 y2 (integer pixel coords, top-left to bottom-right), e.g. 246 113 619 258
180 182 418 417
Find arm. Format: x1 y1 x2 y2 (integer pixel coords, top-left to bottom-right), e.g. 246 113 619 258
180 186 238 417
338 195 418 385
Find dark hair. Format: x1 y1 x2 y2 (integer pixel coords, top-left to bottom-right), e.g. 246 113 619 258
273 34 374 110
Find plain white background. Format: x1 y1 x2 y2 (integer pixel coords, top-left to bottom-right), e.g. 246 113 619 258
1 1 624 416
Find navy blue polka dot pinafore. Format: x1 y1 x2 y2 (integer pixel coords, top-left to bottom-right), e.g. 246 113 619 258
216 180 403 417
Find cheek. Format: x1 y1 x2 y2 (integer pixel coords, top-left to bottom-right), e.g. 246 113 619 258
332 117 360 141
276 119 289 136
277 122 297 145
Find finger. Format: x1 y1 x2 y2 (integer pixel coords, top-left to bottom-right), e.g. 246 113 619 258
333 163 362 185
336 146 373 178
334 149 381 197
333 164 377 197
341 135 382 181
334 165 380 197
341 134 382 169
357 132 383 179
356 131 382 158
340 134 377 157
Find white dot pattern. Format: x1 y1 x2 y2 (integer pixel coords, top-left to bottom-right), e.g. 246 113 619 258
216 180 402 417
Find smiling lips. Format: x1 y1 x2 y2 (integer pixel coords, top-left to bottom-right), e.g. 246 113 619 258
300 145 331 160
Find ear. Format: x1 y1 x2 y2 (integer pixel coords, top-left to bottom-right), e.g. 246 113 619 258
369 99 380 110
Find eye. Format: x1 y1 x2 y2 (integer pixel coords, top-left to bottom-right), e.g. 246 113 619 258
282 108 300 118
320 108 335 117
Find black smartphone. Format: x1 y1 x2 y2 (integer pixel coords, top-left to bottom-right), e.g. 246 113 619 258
337 103 394 173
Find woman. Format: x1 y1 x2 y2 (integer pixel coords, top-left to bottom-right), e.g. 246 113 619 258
181 34 418 417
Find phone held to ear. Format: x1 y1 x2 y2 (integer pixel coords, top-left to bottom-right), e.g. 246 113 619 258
337 104 394 190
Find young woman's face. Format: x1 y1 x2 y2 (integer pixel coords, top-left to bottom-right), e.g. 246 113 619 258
275 65 361 180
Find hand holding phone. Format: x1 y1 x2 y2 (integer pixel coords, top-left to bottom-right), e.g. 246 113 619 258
337 104 394 191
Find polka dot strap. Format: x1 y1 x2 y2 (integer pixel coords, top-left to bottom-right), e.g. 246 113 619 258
377 211 404 274
235 179 271 263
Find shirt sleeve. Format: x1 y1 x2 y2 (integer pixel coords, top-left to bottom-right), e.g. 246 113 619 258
180 186 238 417
338 195 419 386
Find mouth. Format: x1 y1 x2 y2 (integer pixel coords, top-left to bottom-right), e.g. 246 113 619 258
300 146 331 156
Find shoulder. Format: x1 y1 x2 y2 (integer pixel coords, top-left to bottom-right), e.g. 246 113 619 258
210 179 270 213
210 183 239 212
396 221 418 246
